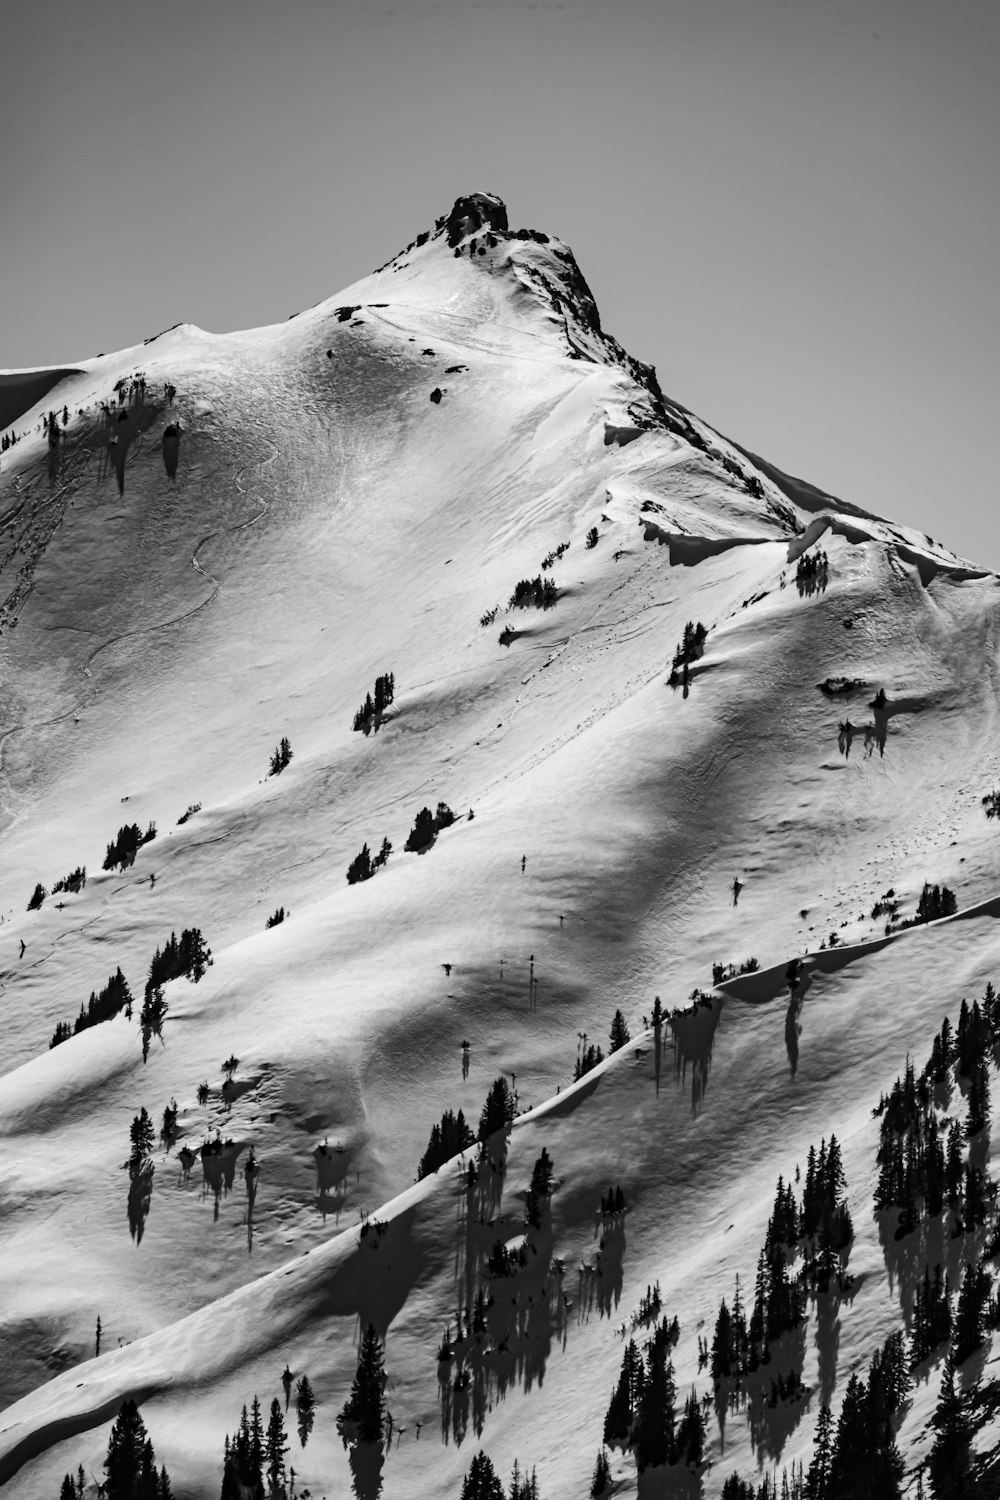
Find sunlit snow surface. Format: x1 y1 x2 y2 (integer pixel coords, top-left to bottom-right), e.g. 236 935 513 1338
2 205 1000 1497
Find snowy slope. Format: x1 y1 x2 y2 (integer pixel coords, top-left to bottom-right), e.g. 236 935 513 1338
2 192 1000 1499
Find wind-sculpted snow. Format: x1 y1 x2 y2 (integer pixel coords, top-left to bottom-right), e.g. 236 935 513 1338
4 196 1000 1497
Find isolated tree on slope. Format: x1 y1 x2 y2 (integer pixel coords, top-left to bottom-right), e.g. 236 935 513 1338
609 1009 630 1053
337 1324 387 1447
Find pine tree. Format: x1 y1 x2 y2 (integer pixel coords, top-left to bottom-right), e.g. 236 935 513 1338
590 1450 611 1496
337 1324 387 1447
954 1260 992 1365
609 1009 631 1053
105 1400 157 1500
250 1395 265 1491
634 1337 675 1471
526 1147 554 1229
264 1398 288 1495
928 1354 971 1499
295 1375 315 1447
478 1076 515 1144
460 1451 506 1500
129 1108 155 1167
805 1403 833 1499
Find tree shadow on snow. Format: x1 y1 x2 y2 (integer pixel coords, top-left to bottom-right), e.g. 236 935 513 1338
441 1197 570 1447
314 1140 352 1223
636 1461 704 1499
670 994 723 1115
348 1441 384 1500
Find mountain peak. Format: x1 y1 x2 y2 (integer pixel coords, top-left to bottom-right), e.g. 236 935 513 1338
444 191 509 247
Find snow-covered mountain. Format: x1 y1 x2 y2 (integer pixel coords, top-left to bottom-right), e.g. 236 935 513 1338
3 191 1000 1500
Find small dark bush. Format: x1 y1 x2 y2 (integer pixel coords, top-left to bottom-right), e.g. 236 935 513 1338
585 526 599 549
27 882 46 911
430 388 443 404
177 802 201 825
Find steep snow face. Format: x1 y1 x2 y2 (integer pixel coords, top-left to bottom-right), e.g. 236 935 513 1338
2 197 1000 1499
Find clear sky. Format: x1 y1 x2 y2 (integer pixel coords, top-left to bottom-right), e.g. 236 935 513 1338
3 0 998 564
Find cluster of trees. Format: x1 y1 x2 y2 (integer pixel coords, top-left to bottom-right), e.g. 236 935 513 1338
603 1315 702 1473
795 549 829 596
265 907 286 928
722 1331 909 1499
404 801 455 853
574 1042 604 1079
599 1185 628 1217
540 541 569 571
60 1399 172 1500
147 928 213 994
508 576 558 611
874 991 995 1233
52 866 86 895
668 621 707 688
418 1108 476 1179
915 883 958 924
346 837 392 884
711 1141 851 1390
352 671 396 730
51 967 134 1049
871 887 900 923
630 1283 663 1330
713 957 760 983
982 789 1000 821
221 1394 290 1499
268 737 293 776
586 526 600 549
27 881 46 910
176 802 201 825
103 821 157 871
459 1452 540 1500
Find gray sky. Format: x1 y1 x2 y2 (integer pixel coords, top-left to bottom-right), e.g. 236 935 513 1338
3 0 998 564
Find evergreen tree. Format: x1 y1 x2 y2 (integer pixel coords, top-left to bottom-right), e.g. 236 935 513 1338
525 1148 554 1229
418 1108 476 1178
590 1450 611 1497
928 1355 971 1499
609 1010 631 1053
604 1340 643 1446
337 1324 387 1447
405 806 437 852
105 1399 165 1500
460 1452 506 1500
264 1398 288 1495
478 1076 515 1144
805 1404 833 1500
295 1375 315 1448
633 1336 675 1470
954 1261 992 1365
